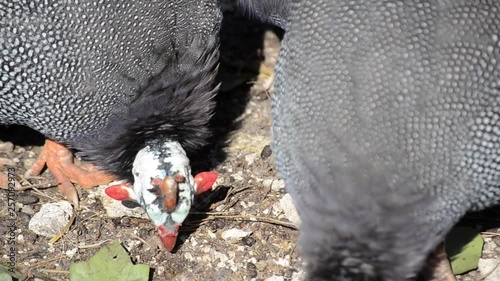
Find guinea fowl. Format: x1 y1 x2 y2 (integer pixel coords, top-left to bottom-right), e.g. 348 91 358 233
246 0 500 280
0 0 221 251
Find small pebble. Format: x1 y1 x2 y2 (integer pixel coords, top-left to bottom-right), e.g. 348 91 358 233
263 178 285 192
121 217 132 227
255 261 268 271
79 211 97 219
247 262 258 278
23 158 36 171
17 194 39 205
28 201 73 237
20 205 36 215
221 228 252 240
0 141 14 153
283 269 295 279
215 219 226 229
478 258 500 281
242 236 256 247
260 145 272 159
265 275 284 281
279 194 301 226
245 154 258 166
17 212 31 227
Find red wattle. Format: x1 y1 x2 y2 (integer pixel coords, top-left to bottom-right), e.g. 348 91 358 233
194 171 218 195
105 184 133 201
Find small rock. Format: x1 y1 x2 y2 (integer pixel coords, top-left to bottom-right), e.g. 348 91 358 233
242 236 256 247
272 179 285 192
279 194 301 226
292 269 306 281
221 228 252 241
265 276 284 281
274 257 290 267
260 145 272 159
230 172 244 182
245 154 258 166
478 258 500 281
0 225 7 235
28 201 73 237
65 248 78 258
17 212 31 227
215 219 226 229
0 142 14 153
247 262 258 278
184 252 194 261
240 201 255 209
255 261 268 271
23 158 36 171
263 179 285 192
214 268 233 279
283 269 295 279
17 194 39 205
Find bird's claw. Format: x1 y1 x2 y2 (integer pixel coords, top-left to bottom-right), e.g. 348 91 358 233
25 139 115 208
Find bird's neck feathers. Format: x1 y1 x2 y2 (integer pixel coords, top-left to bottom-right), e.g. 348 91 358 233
72 36 220 179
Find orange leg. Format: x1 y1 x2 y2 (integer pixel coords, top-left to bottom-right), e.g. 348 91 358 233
24 139 115 207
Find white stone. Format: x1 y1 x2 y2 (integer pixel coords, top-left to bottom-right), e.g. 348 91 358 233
65 248 77 258
292 269 306 281
265 276 284 281
28 201 73 237
221 228 252 240
279 194 301 226
245 154 258 166
478 258 500 281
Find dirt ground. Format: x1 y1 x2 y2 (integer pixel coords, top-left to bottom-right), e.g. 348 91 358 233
1 6 500 281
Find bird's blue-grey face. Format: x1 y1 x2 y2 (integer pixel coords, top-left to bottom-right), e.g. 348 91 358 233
105 141 217 251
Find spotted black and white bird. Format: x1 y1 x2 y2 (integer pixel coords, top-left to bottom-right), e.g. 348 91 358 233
0 0 220 251
242 0 500 279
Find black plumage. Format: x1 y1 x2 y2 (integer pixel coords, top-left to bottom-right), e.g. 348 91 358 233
0 0 221 181
236 0 289 29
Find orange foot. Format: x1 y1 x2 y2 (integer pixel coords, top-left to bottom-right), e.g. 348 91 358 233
424 243 456 281
24 139 115 208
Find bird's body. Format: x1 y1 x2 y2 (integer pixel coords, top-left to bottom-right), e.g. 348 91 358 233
0 0 220 176
0 0 221 250
271 0 499 279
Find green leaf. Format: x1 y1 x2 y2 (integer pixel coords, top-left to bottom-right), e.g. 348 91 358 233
0 271 13 281
445 226 484 275
70 240 150 281
0 263 21 281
